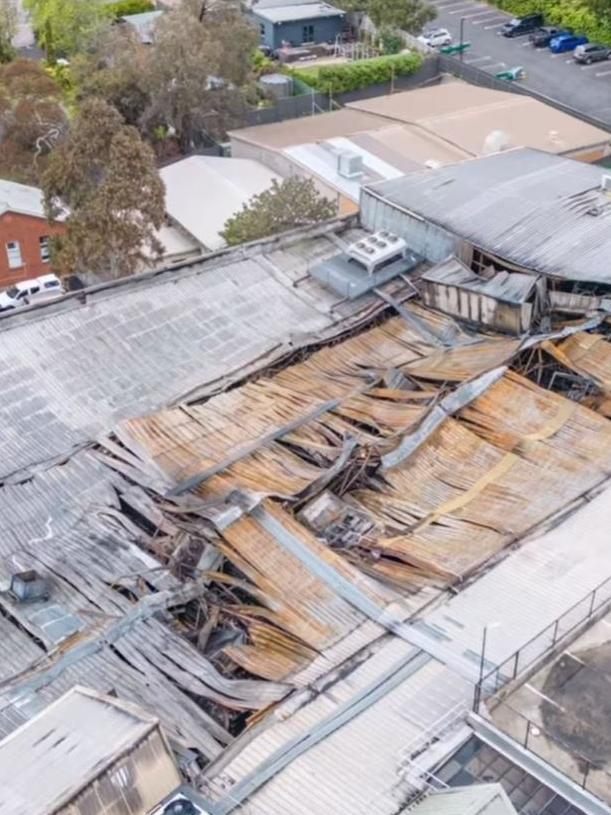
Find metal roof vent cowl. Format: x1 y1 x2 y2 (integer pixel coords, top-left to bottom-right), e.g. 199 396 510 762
9 570 51 603
149 790 208 815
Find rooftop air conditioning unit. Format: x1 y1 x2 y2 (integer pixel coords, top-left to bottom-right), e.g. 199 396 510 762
337 150 364 179
346 230 408 275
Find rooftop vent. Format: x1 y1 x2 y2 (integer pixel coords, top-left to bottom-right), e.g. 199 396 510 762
150 791 207 815
163 799 201 815
482 129 510 156
424 159 442 170
10 570 51 603
346 230 407 275
337 150 364 179
601 174 611 193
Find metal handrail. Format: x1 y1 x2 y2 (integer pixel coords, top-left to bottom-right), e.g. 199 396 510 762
473 572 611 712
486 698 611 793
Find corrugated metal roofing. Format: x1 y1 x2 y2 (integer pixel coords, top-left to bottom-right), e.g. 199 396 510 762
0 224 386 483
364 149 611 283
0 686 158 815
421 257 537 304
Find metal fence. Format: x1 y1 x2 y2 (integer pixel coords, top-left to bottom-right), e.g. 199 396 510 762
243 56 441 127
485 696 611 795
473 572 611 712
244 89 334 127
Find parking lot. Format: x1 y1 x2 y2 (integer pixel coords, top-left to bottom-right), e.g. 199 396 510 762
429 0 611 126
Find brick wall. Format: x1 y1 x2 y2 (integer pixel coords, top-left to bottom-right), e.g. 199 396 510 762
0 211 65 288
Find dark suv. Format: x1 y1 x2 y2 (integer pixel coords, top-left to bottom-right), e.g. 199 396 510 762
573 42 611 63
501 12 544 37
529 26 567 46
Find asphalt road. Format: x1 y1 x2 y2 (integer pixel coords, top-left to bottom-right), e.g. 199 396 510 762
429 0 611 126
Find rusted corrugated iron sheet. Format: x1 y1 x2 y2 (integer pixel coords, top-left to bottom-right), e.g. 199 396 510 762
351 370 611 580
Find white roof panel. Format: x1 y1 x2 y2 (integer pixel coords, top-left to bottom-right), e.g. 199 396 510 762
0 178 45 219
160 156 278 250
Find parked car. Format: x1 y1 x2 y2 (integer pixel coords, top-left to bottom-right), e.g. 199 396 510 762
0 273 63 312
529 26 569 47
418 28 452 48
549 33 588 53
573 42 611 63
501 13 544 37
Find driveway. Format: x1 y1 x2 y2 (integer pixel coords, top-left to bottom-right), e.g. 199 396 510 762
429 0 611 127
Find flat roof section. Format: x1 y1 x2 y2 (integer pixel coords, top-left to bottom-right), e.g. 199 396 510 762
230 108 386 149
489 610 611 805
347 81 610 156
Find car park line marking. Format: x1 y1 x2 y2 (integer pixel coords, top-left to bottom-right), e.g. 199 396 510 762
455 8 498 16
463 55 492 63
595 69 611 76
484 61 506 70
446 5 482 12
452 8 495 17
482 21 506 28
564 57 573 63
520 41 533 46
580 62 602 69
434 2 473 9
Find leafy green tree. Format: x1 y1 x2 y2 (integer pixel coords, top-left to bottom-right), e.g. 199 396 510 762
0 0 17 63
369 0 436 33
42 98 165 278
340 0 436 33
141 2 257 149
71 24 150 126
24 0 106 59
221 177 337 247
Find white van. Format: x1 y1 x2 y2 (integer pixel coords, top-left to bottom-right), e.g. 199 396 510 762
0 274 63 312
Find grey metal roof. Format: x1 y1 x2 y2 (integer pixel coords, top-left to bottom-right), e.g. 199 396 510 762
0 223 381 483
0 686 157 815
420 257 537 304
253 2 344 22
365 149 611 284
0 222 415 757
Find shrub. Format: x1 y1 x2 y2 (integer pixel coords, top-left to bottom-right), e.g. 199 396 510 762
379 27 404 54
292 51 423 94
494 0 611 44
251 49 276 77
103 0 155 18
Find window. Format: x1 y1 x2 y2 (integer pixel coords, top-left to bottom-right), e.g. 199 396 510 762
6 241 22 269
39 236 50 262
259 22 265 39
302 24 314 42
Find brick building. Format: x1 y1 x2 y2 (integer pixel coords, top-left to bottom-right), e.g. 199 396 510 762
0 178 64 289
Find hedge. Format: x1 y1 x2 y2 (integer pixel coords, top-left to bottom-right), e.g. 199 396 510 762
493 0 611 44
104 0 155 18
291 51 423 94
